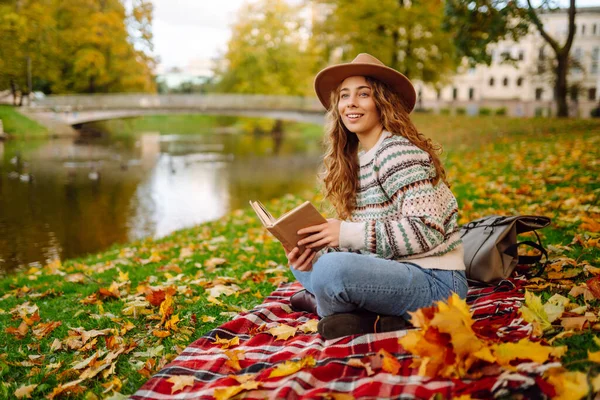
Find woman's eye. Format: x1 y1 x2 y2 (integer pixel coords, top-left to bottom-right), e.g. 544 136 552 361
359 92 368 97
340 94 349 99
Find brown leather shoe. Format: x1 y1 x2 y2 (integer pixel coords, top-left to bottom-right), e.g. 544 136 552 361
290 289 318 315
317 312 409 340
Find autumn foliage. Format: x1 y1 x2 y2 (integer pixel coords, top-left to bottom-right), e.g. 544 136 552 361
0 116 599 398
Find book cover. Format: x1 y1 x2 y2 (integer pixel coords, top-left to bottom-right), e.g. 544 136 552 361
249 200 327 253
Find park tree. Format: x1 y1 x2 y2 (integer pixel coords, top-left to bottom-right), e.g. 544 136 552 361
309 0 460 85
52 0 156 93
443 0 576 117
215 0 317 96
0 0 156 99
0 0 59 104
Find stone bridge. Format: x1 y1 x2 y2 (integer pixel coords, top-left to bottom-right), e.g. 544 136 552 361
25 94 326 130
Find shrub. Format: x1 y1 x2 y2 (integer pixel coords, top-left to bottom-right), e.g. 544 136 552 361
414 107 433 113
479 107 492 116
495 107 507 116
456 107 467 115
440 108 451 115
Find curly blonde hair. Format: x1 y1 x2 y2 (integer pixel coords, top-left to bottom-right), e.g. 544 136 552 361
320 76 448 220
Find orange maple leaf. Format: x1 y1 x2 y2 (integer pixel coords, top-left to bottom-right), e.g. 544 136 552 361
159 294 174 325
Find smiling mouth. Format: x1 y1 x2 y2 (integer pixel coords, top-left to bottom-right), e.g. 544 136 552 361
346 113 364 121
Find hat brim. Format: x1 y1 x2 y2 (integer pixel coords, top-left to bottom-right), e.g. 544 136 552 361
314 63 416 113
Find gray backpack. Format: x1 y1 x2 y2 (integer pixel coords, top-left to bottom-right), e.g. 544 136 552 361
460 215 551 285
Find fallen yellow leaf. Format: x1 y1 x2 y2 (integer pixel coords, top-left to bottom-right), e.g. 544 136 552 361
378 349 401 375
493 339 565 365
225 349 245 371
519 291 555 335
589 350 600 363
298 320 318 334
213 380 260 400
152 330 171 338
347 358 374 376
202 315 216 323
214 334 240 349
167 375 195 394
545 367 589 400
159 294 174 325
268 356 316 378
14 384 37 399
268 324 298 340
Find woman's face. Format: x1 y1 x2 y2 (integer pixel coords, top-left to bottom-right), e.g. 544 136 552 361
337 76 382 137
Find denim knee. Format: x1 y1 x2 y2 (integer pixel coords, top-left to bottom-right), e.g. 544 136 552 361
310 252 355 294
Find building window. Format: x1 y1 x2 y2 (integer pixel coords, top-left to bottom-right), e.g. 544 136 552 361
535 88 543 100
582 25 586 35
517 77 523 87
594 24 597 35
537 62 546 74
503 77 509 86
518 51 524 61
489 77 495 86
592 47 599 75
589 88 597 101
573 48 582 73
469 88 475 100
452 87 458 100
570 87 579 101
436 89 441 100
538 46 546 60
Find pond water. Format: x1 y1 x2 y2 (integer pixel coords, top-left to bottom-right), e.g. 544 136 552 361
0 122 323 275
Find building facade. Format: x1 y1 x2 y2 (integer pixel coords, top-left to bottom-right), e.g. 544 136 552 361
416 7 600 117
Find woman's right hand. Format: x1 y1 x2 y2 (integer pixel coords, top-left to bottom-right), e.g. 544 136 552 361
284 246 316 272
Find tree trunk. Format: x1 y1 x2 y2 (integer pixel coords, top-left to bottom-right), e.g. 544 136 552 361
554 54 569 117
10 79 18 106
391 30 399 72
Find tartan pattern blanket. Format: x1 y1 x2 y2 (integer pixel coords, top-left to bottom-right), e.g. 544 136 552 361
132 280 548 399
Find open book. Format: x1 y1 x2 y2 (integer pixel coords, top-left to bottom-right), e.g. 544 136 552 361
249 200 327 253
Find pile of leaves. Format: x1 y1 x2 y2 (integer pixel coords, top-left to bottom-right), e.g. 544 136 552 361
399 292 594 399
0 118 599 398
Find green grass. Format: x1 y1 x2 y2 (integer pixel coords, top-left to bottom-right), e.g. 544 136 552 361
0 115 599 398
0 105 47 138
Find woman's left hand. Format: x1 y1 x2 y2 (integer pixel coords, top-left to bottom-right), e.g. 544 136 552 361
297 218 341 249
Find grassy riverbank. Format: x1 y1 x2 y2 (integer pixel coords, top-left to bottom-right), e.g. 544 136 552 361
89 114 323 139
0 105 47 138
0 116 599 398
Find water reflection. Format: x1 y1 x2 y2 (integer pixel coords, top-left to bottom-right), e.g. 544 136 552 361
0 125 322 274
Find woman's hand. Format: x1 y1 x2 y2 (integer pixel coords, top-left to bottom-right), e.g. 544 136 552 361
284 246 316 272
297 218 341 249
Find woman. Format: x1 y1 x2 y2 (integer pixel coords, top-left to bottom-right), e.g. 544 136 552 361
285 53 468 340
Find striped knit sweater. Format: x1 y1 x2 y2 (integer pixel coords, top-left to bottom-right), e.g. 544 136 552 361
338 131 465 271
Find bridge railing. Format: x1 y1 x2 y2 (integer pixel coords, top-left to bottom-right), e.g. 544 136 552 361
31 93 325 113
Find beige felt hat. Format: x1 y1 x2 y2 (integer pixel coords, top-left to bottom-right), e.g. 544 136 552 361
314 53 416 113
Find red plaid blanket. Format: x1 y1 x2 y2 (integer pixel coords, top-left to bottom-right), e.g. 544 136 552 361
132 280 548 399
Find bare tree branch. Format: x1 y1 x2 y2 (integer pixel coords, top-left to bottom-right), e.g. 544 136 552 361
526 0 560 54
562 0 577 56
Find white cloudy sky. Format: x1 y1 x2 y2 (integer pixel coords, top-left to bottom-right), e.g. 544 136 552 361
152 0 255 70
151 0 600 71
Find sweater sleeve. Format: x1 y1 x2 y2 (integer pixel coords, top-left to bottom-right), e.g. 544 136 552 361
339 142 452 259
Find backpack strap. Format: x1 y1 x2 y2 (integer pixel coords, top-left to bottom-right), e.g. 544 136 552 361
504 229 549 278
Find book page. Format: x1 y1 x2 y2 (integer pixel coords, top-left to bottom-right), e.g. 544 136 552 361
249 201 274 227
256 201 276 223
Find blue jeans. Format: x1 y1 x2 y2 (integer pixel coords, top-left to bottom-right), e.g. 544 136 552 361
291 252 468 318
